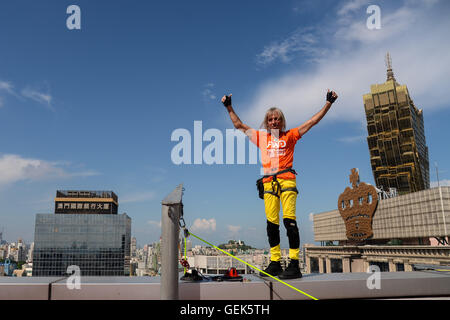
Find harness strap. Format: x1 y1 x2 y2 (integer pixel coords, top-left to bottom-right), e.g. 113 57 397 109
262 168 298 198
264 187 298 197
263 167 297 179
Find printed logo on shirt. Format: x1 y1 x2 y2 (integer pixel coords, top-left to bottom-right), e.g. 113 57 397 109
267 138 286 158
267 139 286 149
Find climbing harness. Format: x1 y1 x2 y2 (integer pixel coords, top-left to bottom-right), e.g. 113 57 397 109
256 167 299 199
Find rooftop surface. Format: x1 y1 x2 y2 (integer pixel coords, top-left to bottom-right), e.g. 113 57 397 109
1 271 449 300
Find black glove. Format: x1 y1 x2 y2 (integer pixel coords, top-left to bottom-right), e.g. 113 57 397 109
326 91 337 103
222 95 232 107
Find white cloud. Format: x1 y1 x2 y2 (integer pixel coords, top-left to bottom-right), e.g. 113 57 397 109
0 80 21 107
0 154 64 186
256 28 327 66
337 0 371 16
0 154 98 187
202 83 217 102
244 1 450 127
335 5 417 44
21 87 53 109
121 191 157 204
147 220 162 228
0 80 55 109
227 225 242 237
190 218 216 233
0 81 16 95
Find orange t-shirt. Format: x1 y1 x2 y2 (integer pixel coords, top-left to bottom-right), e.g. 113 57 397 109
250 128 302 182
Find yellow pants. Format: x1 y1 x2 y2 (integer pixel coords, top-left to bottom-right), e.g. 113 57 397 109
264 178 299 261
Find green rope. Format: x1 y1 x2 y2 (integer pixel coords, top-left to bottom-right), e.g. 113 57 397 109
184 235 187 273
187 231 319 301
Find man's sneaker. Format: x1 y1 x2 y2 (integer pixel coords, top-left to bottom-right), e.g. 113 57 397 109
278 259 302 279
260 261 283 277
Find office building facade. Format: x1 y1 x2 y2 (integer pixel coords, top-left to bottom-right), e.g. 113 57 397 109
314 186 449 245
33 190 131 276
306 186 449 273
363 53 430 194
33 213 131 276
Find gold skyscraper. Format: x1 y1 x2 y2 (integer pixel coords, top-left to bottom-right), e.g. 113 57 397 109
363 53 430 194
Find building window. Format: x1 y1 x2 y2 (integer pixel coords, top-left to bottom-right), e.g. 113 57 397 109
396 263 405 272
331 259 343 273
309 257 319 273
371 262 389 272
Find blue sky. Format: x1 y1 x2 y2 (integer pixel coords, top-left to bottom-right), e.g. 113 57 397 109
1 0 449 249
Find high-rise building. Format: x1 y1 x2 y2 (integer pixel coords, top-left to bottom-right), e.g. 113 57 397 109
33 190 131 276
131 237 137 258
363 53 430 194
16 238 27 262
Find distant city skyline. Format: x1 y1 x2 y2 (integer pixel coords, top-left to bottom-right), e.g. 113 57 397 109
1 1 450 249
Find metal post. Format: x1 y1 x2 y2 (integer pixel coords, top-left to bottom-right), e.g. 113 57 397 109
161 184 183 300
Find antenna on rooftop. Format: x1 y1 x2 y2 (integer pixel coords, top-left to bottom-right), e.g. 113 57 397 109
435 162 440 188
385 52 392 69
385 52 396 81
